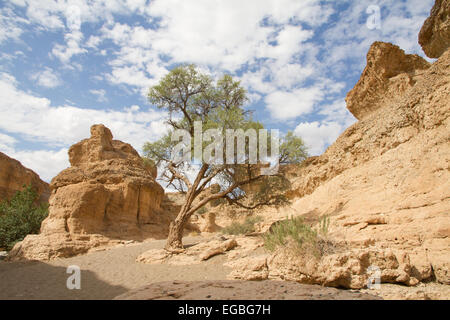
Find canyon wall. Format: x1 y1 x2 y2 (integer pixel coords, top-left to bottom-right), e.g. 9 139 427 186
0 151 50 204
8 124 166 260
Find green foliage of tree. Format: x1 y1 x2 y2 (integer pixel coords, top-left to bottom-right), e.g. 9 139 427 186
280 131 308 164
0 185 48 250
144 64 308 251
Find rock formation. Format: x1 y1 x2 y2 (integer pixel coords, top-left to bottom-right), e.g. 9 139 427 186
346 42 430 120
419 0 450 58
7 124 165 260
231 0 450 287
227 246 420 289
137 235 240 265
0 151 50 203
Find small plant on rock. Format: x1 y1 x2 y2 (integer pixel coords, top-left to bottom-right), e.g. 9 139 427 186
196 207 208 215
263 215 336 258
263 216 318 252
318 215 330 236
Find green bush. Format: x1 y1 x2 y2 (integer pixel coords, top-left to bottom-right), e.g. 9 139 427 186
318 215 330 236
222 216 263 235
0 185 49 250
263 216 319 252
196 207 208 215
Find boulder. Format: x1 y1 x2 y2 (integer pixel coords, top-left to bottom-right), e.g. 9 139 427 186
226 248 419 289
7 124 165 261
419 0 450 58
137 236 239 265
0 152 50 203
346 42 430 120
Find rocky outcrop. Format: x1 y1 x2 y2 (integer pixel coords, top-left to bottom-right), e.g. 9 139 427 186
7 124 165 260
0 152 50 203
227 248 419 289
346 42 430 120
419 0 450 58
260 3 450 286
286 42 446 202
136 236 239 265
136 234 265 268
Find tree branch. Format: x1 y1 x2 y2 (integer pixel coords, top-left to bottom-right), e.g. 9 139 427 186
168 162 192 190
186 171 265 216
224 195 278 210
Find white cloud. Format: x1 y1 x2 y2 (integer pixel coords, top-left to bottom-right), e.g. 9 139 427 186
265 86 324 120
52 30 87 65
0 131 66 182
0 7 28 44
321 0 434 75
30 67 62 88
2 0 436 172
0 72 168 154
7 148 69 182
94 0 331 97
11 0 149 30
0 71 171 180
0 132 17 154
89 89 107 102
144 0 325 71
85 35 102 48
106 66 154 95
318 99 357 129
294 121 344 156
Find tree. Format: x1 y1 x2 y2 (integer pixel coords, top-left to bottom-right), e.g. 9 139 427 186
0 185 49 250
279 131 308 164
144 64 308 252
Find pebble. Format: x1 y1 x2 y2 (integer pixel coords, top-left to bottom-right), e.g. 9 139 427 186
0 251 8 261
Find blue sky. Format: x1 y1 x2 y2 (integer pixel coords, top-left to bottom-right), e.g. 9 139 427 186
0 0 434 182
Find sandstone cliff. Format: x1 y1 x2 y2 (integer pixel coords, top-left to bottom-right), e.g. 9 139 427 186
8 125 166 260
0 151 50 203
226 0 450 287
419 0 450 58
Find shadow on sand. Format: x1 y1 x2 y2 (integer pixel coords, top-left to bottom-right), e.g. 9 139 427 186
0 260 127 300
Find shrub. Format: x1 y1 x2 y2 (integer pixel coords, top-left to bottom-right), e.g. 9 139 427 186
263 216 318 252
0 185 49 250
221 215 263 235
318 215 330 236
264 215 340 260
196 207 208 215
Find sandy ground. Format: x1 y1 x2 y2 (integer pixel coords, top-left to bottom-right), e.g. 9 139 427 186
114 280 381 300
1 235 448 300
0 236 231 300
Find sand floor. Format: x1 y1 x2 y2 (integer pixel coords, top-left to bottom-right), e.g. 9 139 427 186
1 235 448 300
0 236 231 300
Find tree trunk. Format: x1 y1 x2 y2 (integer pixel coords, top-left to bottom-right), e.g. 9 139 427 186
165 205 191 252
164 164 209 252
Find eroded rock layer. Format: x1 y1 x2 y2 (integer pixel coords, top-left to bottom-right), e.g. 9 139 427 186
238 1 450 287
8 125 165 260
346 42 430 120
0 152 50 203
419 0 450 58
